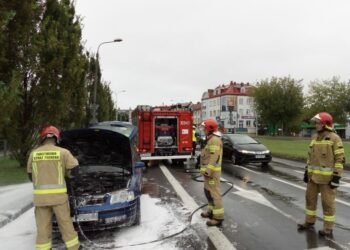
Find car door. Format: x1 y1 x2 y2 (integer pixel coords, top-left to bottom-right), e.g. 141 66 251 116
222 136 233 159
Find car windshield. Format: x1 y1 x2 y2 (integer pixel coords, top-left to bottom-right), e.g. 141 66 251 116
226 134 258 145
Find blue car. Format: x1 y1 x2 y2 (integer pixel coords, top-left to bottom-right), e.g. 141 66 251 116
59 121 144 231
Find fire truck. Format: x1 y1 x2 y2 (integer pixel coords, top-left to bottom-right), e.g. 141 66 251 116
132 104 193 165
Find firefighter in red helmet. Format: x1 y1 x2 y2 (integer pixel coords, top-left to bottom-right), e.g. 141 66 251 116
199 119 224 226
27 126 81 250
298 112 345 236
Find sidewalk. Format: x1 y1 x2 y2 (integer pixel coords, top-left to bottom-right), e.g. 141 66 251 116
0 183 33 228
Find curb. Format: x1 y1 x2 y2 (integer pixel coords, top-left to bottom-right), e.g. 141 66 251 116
0 202 33 228
272 156 350 171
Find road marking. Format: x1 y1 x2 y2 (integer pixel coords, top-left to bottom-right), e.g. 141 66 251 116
235 165 263 175
159 165 236 250
308 247 336 250
234 165 350 207
271 177 306 191
232 185 296 222
294 170 304 174
271 177 350 207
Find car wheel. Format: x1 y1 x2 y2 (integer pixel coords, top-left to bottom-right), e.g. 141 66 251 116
231 153 237 165
261 162 269 168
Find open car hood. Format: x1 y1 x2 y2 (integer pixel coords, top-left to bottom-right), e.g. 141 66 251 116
59 128 132 171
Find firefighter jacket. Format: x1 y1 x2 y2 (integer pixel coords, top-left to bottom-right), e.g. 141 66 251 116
192 130 197 142
200 133 223 179
307 130 345 184
27 140 79 207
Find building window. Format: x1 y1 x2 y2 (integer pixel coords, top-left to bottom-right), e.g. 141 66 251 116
222 105 226 111
246 109 250 115
247 98 253 105
246 120 251 127
239 120 243 128
239 109 243 115
239 98 243 105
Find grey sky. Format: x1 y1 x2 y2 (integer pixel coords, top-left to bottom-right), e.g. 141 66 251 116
75 0 350 110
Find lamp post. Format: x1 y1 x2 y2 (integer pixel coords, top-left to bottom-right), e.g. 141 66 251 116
114 90 126 120
90 38 123 124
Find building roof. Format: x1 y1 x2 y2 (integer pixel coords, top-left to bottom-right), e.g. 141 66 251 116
191 102 202 111
202 81 253 100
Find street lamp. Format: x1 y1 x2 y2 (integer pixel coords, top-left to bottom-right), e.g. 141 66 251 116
90 38 123 124
114 90 126 120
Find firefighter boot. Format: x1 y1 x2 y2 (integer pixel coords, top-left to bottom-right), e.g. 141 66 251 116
200 211 213 219
318 229 333 237
206 219 223 227
297 222 315 231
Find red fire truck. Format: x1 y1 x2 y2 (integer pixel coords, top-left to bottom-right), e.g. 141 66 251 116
132 104 193 164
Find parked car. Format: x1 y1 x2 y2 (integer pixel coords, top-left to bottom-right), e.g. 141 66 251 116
58 121 145 231
222 134 271 167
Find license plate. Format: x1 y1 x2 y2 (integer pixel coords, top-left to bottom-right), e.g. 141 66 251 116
74 213 98 222
140 153 151 158
104 215 127 223
255 155 265 159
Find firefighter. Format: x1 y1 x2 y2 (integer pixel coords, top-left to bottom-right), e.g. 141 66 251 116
27 126 81 250
297 112 345 236
192 125 197 158
199 119 224 226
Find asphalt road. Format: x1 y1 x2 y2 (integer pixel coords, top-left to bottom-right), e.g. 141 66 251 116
165 157 350 250
1 157 350 250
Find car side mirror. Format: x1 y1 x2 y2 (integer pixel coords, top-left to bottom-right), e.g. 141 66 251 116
135 161 146 169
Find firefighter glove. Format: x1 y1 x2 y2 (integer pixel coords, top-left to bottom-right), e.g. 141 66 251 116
303 167 308 183
329 175 341 189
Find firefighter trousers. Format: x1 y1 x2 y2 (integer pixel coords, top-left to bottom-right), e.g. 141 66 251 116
35 201 80 250
304 180 336 230
204 177 224 220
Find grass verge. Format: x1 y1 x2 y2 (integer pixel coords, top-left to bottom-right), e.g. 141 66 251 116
0 157 28 186
257 137 350 169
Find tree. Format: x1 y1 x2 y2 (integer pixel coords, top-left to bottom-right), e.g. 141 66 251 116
0 0 43 165
305 77 350 124
252 76 304 135
84 56 116 124
97 81 116 122
2 0 91 166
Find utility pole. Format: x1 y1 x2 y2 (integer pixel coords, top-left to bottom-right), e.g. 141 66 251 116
90 38 123 124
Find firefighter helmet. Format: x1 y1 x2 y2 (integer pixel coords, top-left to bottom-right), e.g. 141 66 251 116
311 112 333 130
40 126 60 142
202 119 219 133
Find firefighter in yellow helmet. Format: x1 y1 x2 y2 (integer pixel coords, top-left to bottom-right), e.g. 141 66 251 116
27 126 80 250
297 112 345 236
199 119 224 226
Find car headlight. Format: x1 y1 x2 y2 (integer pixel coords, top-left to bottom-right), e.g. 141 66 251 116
260 150 270 154
239 149 255 154
110 189 135 204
